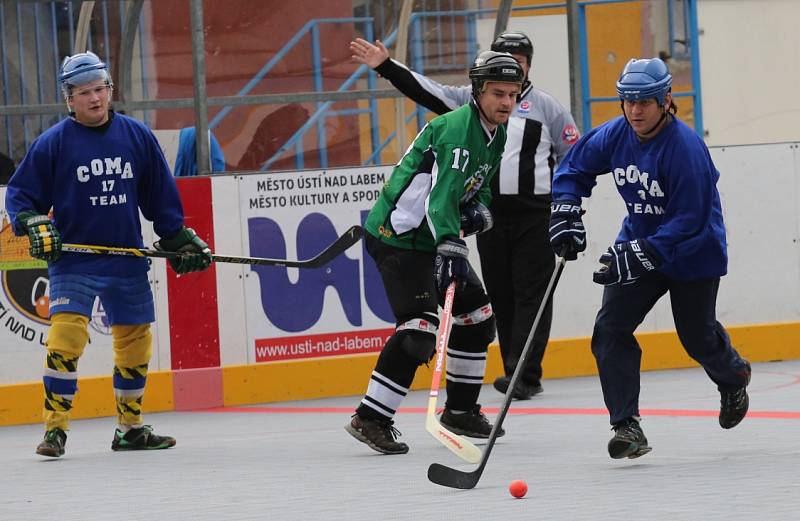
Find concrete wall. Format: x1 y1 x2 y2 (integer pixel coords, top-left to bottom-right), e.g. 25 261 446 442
698 0 800 145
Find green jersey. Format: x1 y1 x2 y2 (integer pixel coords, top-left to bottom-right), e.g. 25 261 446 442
366 102 506 252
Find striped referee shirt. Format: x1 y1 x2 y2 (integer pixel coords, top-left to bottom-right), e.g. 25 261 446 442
374 58 580 218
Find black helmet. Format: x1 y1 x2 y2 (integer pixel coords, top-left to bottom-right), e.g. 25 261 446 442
469 50 524 97
491 31 533 64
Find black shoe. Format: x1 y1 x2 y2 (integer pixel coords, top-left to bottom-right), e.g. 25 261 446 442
720 388 749 429
345 414 409 455
493 376 543 400
36 428 67 458
440 404 504 439
720 361 751 429
111 425 176 451
608 419 652 459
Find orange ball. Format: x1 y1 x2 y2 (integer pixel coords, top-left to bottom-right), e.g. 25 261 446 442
509 479 527 498
35 295 49 318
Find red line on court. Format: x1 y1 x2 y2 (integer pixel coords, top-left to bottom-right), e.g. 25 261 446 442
196 406 800 419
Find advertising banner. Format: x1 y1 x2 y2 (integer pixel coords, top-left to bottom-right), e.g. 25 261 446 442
0 188 146 382
237 166 396 363
0 242 118 382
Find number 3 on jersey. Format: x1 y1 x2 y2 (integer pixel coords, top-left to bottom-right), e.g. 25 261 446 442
451 147 470 172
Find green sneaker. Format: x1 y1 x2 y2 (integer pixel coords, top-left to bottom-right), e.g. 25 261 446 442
111 425 176 451
36 428 67 458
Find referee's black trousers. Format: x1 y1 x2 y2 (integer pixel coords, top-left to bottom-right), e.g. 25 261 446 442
477 210 555 386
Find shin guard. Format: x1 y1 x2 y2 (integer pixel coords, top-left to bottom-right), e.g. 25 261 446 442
356 317 437 420
43 313 89 431
112 324 153 427
445 308 495 411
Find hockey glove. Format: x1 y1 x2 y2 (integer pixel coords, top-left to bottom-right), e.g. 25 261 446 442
460 200 494 237
18 211 62 262
548 200 586 260
155 226 212 275
434 237 469 294
592 239 657 286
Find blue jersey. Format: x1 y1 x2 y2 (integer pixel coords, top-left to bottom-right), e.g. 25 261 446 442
5 112 185 276
552 115 727 281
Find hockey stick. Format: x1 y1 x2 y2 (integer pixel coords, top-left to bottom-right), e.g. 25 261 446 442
425 280 482 464
427 252 568 489
61 225 363 268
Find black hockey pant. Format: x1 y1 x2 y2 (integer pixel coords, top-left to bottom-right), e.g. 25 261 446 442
356 234 493 421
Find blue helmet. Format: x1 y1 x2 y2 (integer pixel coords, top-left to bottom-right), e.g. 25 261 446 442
59 51 112 96
616 58 672 106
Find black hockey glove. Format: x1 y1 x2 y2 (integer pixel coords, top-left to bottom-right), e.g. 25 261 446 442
434 237 469 294
460 200 494 237
18 210 62 262
592 239 657 286
549 200 586 260
155 226 212 275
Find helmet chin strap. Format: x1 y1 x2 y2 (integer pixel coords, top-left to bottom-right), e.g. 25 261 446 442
472 92 494 127
518 73 531 100
621 101 669 138
640 109 668 136
516 81 531 103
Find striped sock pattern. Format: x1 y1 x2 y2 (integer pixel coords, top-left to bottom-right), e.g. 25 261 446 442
113 363 148 427
42 351 78 430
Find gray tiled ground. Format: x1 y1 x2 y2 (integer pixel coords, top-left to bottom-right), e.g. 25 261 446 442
2 360 799 521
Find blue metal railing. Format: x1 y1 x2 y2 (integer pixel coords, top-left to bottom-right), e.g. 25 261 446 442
364 109 421 166
252 1 704 171
668 0 691 60
257 10 480 170
208 17 379 131
410 9 481 130
686 0 703 134
578 0 702 136
15 2 30 147
0 1 149 159
1 5 11 156
2 1 705 168
260 26 399 171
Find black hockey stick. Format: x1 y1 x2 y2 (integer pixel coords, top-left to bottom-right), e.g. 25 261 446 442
61 225 363 268
427 252 568 489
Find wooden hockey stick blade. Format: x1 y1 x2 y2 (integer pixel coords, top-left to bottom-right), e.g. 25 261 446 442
424 281 482 463
61 224 364 268
424 396 482 464
427 255 568 489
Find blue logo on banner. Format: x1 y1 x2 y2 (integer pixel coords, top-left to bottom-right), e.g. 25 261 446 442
248 212 392 332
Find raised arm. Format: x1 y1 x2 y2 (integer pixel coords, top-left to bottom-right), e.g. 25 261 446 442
349 38 470 115
350 38 390 69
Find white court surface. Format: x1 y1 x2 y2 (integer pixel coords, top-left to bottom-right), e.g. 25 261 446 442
2 360 799 521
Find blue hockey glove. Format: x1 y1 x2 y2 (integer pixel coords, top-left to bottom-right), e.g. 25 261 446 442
460 200 494 237
18 211 62 262
434 237 469 294
155 226 212 275
549 200 586 260
592 239 657 286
